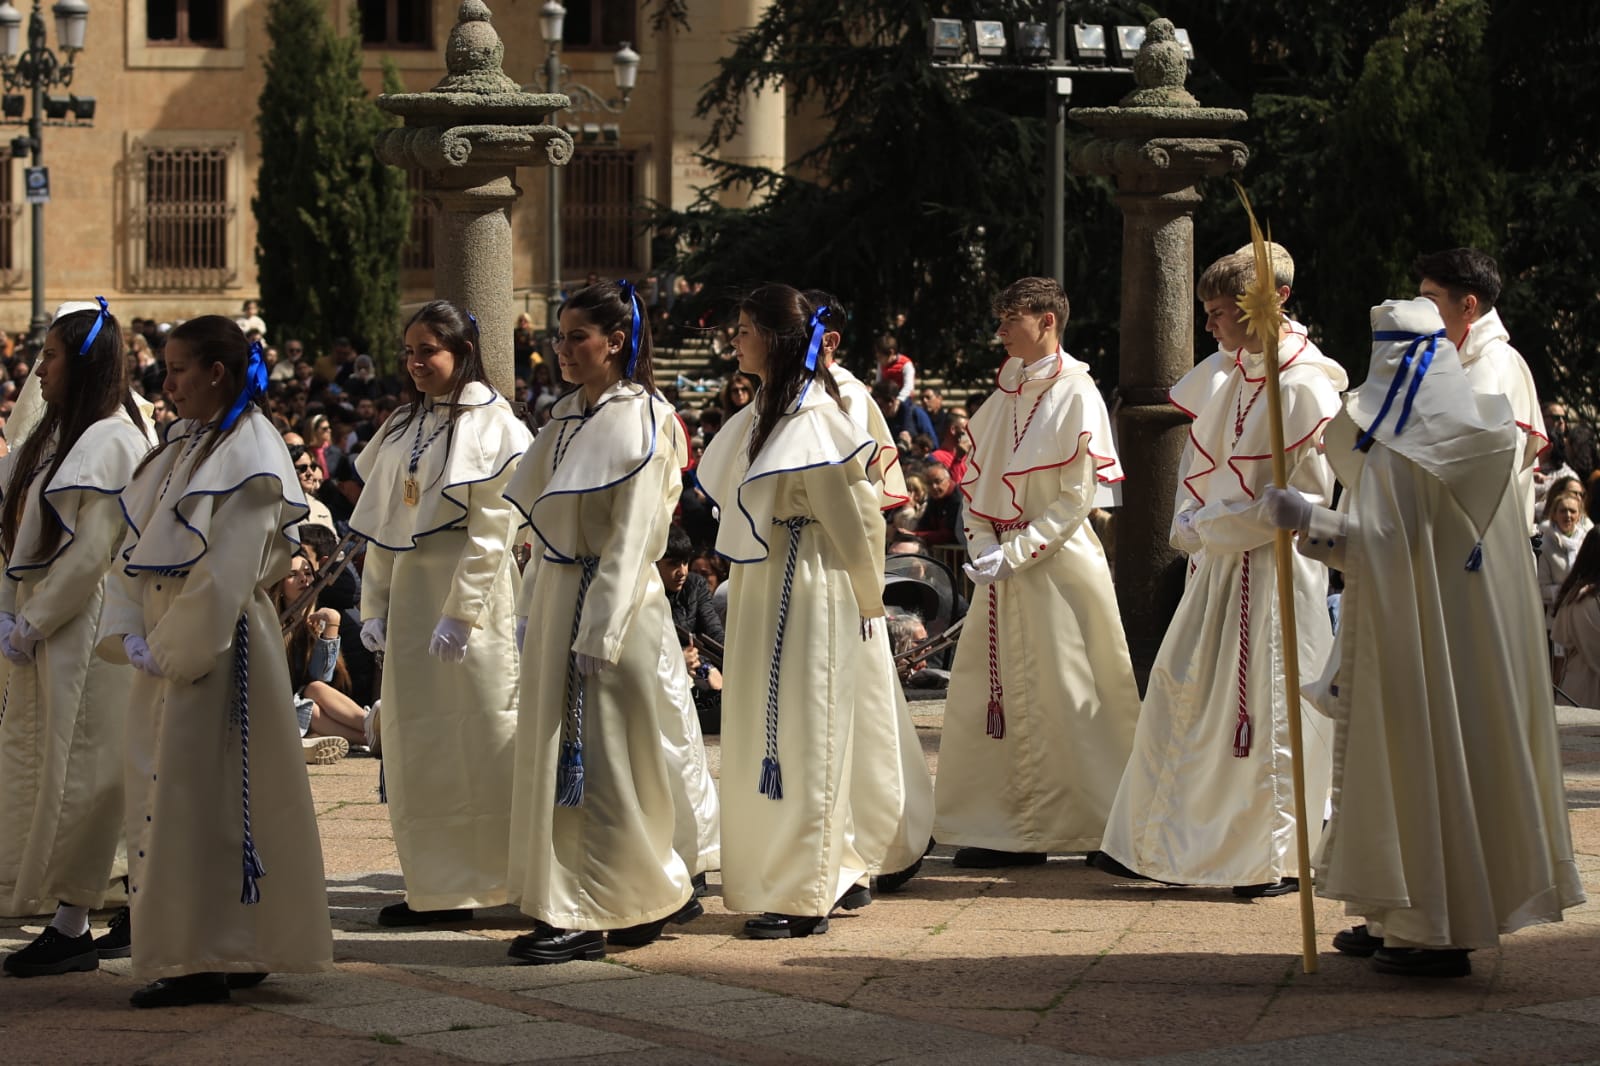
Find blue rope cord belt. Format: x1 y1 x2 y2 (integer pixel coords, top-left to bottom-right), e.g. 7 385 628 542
557 555 600 808
232 612 266 903
759 516 813 800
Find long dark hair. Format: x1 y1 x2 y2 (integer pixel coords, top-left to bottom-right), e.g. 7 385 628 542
3 307 148 558
133 315 259 478
739 284 842 463
383 301 490 449
561 281 658 397
1555 527 1600 612
272 547 352 692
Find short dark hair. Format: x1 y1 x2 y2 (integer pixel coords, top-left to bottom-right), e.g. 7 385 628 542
299 523 338 560
992 276 1070 327
1413 248 1502 311
662 524 693 564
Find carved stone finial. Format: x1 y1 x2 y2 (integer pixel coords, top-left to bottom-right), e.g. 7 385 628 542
435 0 522 96
1121 18 1198 109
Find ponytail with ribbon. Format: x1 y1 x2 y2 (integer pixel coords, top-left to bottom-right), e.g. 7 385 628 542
221 339 270 431
78 295 111 356
790 305 829 412
617 279 644 378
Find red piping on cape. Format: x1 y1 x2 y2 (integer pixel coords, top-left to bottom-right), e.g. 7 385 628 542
959 429 1122 523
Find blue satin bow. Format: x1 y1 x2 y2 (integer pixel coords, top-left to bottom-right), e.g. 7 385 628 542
617 279 643 378
221 340 270 431
791 305 829 412
1355 328 1444 449
78 295 110 356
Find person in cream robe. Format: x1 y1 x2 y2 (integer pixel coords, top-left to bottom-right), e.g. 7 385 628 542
99 315 332 1005
1099 253 1346 892
935 277 1140 866
0 304 154 982
506 374 695 962
1265 297 1584 977
696 284 885 937
349 303 530 924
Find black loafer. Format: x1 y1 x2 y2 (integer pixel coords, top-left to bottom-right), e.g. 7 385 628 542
1371 947 1472 979
130 972 230 1008
2 927 98 978
951 848 1047 869
691 872 709 898
1333 925 1383 957
608 897 704 947
744 913 828 939
377 902 473 927
1232 877 1299 898
507 927 605 964
94 908 131 960
834 882 872 911
875 856 923 894
226 972 270 989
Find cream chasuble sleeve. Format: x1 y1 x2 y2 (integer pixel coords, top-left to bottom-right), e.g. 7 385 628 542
1189 447 1331 557
144 479 282 683
13 493 129 638
0 571 13 615
1297 500 1351 573
98 560 145 656
965 512 999 561
575 455 678 664
805 461 886 618
442 470 520 626
997 450 1097 574
360 543 395 623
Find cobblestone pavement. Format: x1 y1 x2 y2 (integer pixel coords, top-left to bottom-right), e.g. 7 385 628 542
4 704 1600 1064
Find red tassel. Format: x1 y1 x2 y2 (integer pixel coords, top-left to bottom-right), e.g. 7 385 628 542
986 697 1006 740
1233 712 1252 758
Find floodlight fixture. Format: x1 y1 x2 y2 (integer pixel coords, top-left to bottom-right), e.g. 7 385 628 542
1 93 22 119
972 20 1007 58
42 93 69 120
1069 24 1106 64
600 123 620 144
1111 25 1145 63
1174 27 1195 61
69 93 93 120
1015 21 1051 61
929 18 964 58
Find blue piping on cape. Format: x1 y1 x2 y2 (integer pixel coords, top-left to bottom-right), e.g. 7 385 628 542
119 471 309 574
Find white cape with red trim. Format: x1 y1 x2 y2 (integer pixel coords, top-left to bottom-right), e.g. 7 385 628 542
828 362 910 510
1456 308 1546 532
1099 326 1343 886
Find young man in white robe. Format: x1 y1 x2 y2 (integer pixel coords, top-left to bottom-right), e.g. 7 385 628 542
934 276 1140 868
1097 246 1346 895
1264 297 1584 977
1413 248 1546 532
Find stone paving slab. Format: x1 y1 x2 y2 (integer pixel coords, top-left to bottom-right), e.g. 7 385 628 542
402 1020 657 1063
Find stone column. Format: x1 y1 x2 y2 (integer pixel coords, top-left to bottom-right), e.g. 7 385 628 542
716 0 785 207
1070 19 1249 685
376 0 571 398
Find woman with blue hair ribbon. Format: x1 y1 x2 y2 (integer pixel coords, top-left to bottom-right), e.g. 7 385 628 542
97 315 333 1007
503 279 704 963
348 300 530 929
0 299 156 977
695 282 886 939
1263 297 1585 978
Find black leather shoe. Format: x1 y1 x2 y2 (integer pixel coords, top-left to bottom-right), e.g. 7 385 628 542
608 897 704 947
94 908 131 960
1232 877 1299 898
744 913 829 939
1333 925 1383 957
377 902 473 927
3 927 98 977
130 972 230 1008
951 848 1047 869
691 872 708 898
226 972 270 989
1371 947 1472 978
507 927 605 964
1090 852 1151 881
834 882 872 911
875 857 923 894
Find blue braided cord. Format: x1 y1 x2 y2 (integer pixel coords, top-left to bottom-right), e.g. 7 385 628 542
759 516 812 800
221 341 270 432
78 295 110 356
618 280 643 379
234 613 266 904
557 555 600 807
1355 329 1444 449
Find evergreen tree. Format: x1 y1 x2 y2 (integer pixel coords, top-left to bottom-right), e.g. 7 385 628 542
254 2 410 356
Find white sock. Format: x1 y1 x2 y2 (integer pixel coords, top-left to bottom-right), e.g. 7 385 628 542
50 904 90 938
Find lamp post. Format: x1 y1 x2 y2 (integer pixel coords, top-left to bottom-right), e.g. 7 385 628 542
537 0 638 330
0 0 89 346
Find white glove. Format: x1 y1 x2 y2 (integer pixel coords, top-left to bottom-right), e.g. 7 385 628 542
515 616 528 653
0 628 28 664
4 617 39 663
1262 486 1313 532
123 634 164 678
574 652 613 677
0 612 14 653
1172 509 1203 553
962 544 1002 585
428 615 471 664
360 617 387 653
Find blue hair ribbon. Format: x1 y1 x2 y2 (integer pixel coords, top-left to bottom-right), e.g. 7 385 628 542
617 279 643 378
791 305 829 412
1354 328 1443 450
467 311 478 329
78 295 110 356
221 339 270 431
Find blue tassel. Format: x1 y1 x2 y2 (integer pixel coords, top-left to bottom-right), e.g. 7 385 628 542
556 743 586 808
241 845 266 905
758 755 783 800
1466 541 1484 571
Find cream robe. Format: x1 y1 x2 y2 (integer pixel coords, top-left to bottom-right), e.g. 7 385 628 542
101 411 332 980
0 409 153 915
349 381 529 912
504 382 692 930
1458 308 1546 532
829 361 934 875
935 352 1139 854
697 389 885 916
656 620 722 877
1301 302 1582 947
1554 597 1600 708
1101 329 1345 885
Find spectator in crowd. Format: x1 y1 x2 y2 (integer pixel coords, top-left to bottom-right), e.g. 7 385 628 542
1539 478 1592 624
271 339 303 381
1544 401 1598 484
892 473 929 532
915 460 961 543
875 333 915 405
920 386 949 441
272 550 369 763
1554 530 1600 706
660 526 724 735
719 372 755 420
874 378 936 447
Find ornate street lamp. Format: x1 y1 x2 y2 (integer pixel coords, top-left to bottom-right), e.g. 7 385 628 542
537 0 638 329
0 0 92 345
